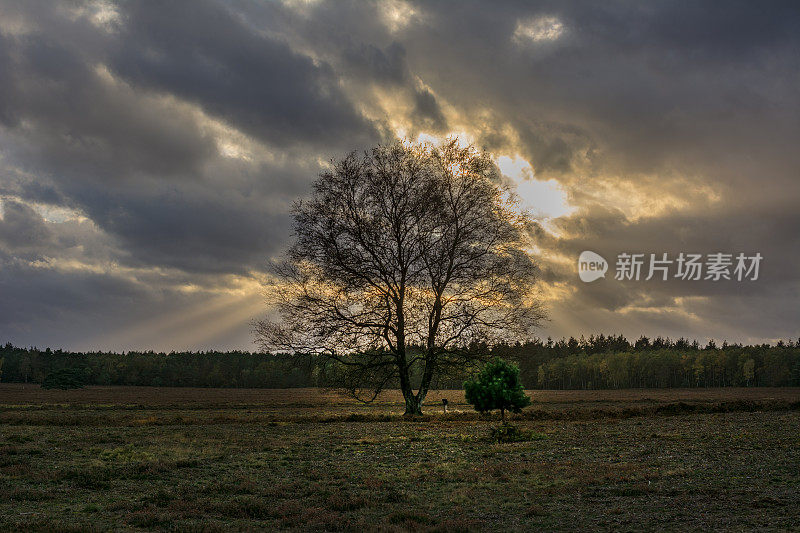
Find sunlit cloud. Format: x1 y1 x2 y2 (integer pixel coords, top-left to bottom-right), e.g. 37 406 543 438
513 16 566 44
495 156 573 219
59 0 122 33
0 4 35 35
88 1 121 32
563 174 724 222
380 0 421 34
29 203 85 224
280 0 323 15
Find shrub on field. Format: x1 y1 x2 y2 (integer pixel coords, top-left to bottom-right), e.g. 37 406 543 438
489 424 546 443
464 358 531 423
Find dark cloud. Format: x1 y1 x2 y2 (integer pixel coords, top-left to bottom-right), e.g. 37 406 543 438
411 87 447 132
0 31 218 180
0 249 144 332
109 1 379 150
0 1 358 278
530 204 800 342
0 200 53 257
0 247 260 351
0 0 797 349
76 179 292 275
394 1 800 178
342 41 409 85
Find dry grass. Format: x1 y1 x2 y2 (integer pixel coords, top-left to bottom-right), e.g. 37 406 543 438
2 383 798 408
1 386 799 530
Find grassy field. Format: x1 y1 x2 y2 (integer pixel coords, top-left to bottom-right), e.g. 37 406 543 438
1 385 799 531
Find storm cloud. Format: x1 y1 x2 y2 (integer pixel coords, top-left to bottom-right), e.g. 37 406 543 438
0 0 797 350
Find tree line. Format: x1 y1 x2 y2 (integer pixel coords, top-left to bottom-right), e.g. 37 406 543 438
0 346 314 388
1 334 799 389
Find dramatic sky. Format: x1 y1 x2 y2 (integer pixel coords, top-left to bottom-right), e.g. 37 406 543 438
1 0 798 351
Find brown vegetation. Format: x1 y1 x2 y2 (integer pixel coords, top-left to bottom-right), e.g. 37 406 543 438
1 386 799 530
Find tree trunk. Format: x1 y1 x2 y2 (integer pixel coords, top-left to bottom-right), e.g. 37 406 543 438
403 393 422 416
413 357 435 415
400 378 421 415
398 358 422 415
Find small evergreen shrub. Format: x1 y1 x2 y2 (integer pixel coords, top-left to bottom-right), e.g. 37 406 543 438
464 358 531 422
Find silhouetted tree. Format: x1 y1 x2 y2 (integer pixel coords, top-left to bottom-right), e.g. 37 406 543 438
254 140 544 414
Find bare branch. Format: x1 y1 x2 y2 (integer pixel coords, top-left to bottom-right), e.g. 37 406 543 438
254 139 545 414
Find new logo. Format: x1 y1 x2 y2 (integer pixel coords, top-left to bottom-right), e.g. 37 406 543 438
578 251 608 282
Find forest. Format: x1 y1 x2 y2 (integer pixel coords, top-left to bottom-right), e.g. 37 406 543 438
1 335 799 390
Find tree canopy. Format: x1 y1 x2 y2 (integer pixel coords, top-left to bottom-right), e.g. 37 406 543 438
464 358 531 422
254 140 543 414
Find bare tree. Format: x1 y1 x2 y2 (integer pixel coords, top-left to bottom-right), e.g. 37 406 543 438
254 139 543 414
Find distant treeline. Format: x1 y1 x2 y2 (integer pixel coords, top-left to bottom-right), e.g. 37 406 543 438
0 346 313 388
1 334 799 389
501 336 800 389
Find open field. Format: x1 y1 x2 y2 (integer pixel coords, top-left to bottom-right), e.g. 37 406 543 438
2 386 800 531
